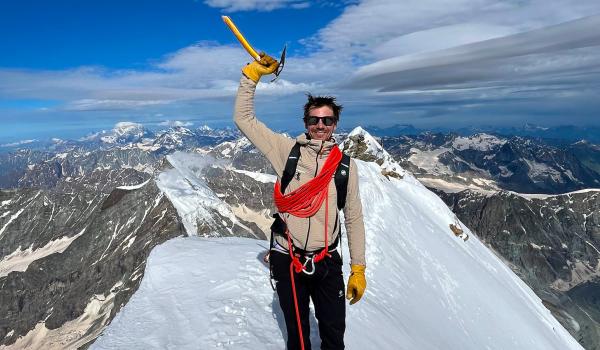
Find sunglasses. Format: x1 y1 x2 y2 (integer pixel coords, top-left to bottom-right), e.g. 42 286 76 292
305 116 336 126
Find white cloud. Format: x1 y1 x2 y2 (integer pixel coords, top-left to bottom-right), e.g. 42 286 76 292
1 139 37 147
346 14 600 91
0 42 248 111
65 99 172 111
159 120 194 127
204 0 309 12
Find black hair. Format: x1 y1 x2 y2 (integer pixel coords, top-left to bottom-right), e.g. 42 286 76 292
303 94 343 123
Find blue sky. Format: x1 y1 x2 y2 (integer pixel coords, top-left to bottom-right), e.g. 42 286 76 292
1 0 600 143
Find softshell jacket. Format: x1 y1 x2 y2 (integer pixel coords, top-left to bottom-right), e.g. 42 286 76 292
234 76 366 266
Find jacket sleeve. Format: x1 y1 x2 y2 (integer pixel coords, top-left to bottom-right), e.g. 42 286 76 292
344 159 366 266
234 75 294 176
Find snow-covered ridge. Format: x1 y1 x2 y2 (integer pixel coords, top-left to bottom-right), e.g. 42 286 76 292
94 159 581 350
510 188 600 200
344 126 408 180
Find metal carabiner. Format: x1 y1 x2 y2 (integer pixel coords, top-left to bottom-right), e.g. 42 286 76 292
301 256 316 275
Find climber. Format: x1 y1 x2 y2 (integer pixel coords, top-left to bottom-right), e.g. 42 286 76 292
233 53 366 350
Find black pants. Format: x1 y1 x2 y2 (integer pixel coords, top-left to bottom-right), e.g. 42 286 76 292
271 250 346 350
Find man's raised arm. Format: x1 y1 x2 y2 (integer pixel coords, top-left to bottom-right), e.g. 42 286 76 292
233 55 294 175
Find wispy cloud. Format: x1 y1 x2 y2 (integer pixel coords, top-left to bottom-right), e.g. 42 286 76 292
346 14 600 92
204 0 310 12
159 120 194 127
1 139 37 147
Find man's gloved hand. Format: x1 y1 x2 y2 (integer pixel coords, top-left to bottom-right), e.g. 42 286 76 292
346 264 366 305
242 53 279 83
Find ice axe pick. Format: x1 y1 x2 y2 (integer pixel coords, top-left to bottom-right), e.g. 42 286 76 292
222 15 286 82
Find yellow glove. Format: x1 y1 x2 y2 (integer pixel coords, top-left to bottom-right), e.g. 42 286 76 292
346 264 366 305
242 53 279 83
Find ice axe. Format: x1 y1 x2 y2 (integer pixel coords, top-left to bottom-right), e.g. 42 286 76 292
222 15 286 82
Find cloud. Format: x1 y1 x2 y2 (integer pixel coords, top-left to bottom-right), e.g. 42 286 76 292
1 139 37 147
345 14 600 91
204 0 310 12
159 120 194 127
2 0 600 131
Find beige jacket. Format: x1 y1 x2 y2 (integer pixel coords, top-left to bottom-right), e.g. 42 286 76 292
234 76 366 266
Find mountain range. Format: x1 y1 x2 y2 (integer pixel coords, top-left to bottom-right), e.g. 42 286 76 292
0 122 599 349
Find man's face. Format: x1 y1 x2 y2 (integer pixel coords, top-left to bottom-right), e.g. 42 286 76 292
305 106 337 141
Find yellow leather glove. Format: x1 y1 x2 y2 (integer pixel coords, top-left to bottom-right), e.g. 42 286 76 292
242 53 279 83
346 264 366 305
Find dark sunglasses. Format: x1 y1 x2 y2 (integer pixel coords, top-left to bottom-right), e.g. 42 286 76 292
305 116 336 126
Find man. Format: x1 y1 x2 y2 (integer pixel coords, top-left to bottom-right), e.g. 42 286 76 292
233 54 366 350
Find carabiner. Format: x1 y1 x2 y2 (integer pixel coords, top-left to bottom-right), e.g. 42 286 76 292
301 257 316 275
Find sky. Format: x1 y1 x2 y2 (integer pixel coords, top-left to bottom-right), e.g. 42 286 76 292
1 0 600 143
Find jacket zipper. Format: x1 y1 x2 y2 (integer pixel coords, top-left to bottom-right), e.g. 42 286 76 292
303 141 325 251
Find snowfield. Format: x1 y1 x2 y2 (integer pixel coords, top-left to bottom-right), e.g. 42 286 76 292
92 159 582 350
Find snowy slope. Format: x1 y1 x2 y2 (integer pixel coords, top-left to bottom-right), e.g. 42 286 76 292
156 152 254 237
92 160 582 350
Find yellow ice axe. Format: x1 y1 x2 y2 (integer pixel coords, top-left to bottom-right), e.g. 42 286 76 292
222 15 286 81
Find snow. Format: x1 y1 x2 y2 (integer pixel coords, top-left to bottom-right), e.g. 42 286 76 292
511 188 600 200
100 122 145 144
417 176 497 194
93 160 581 350
524 159 563 183
116 179 151 190
156 152 252 237
408 147 454 175
0 208 25 239
212 137 252 158
452 133 506 151
498 165 514 177
0 227 87 277
231 169 277 183
530 243 543 250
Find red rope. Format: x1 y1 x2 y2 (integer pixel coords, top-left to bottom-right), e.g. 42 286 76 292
273 146 342 350
274 146 341 218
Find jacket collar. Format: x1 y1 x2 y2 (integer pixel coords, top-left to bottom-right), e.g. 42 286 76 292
295 133 337 156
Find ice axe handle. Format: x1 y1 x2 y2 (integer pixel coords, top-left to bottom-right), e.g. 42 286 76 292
222 16 261 61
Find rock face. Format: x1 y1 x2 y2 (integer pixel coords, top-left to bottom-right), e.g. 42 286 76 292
0 176 184 348
434 188 600 350
0 125 244 349
0 150 53 188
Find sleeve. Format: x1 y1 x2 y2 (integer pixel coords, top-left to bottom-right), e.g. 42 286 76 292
343 159 366 266
233 75 295 176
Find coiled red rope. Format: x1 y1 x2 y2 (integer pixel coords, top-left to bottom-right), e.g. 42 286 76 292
274 146 342 218
273 146 342 350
